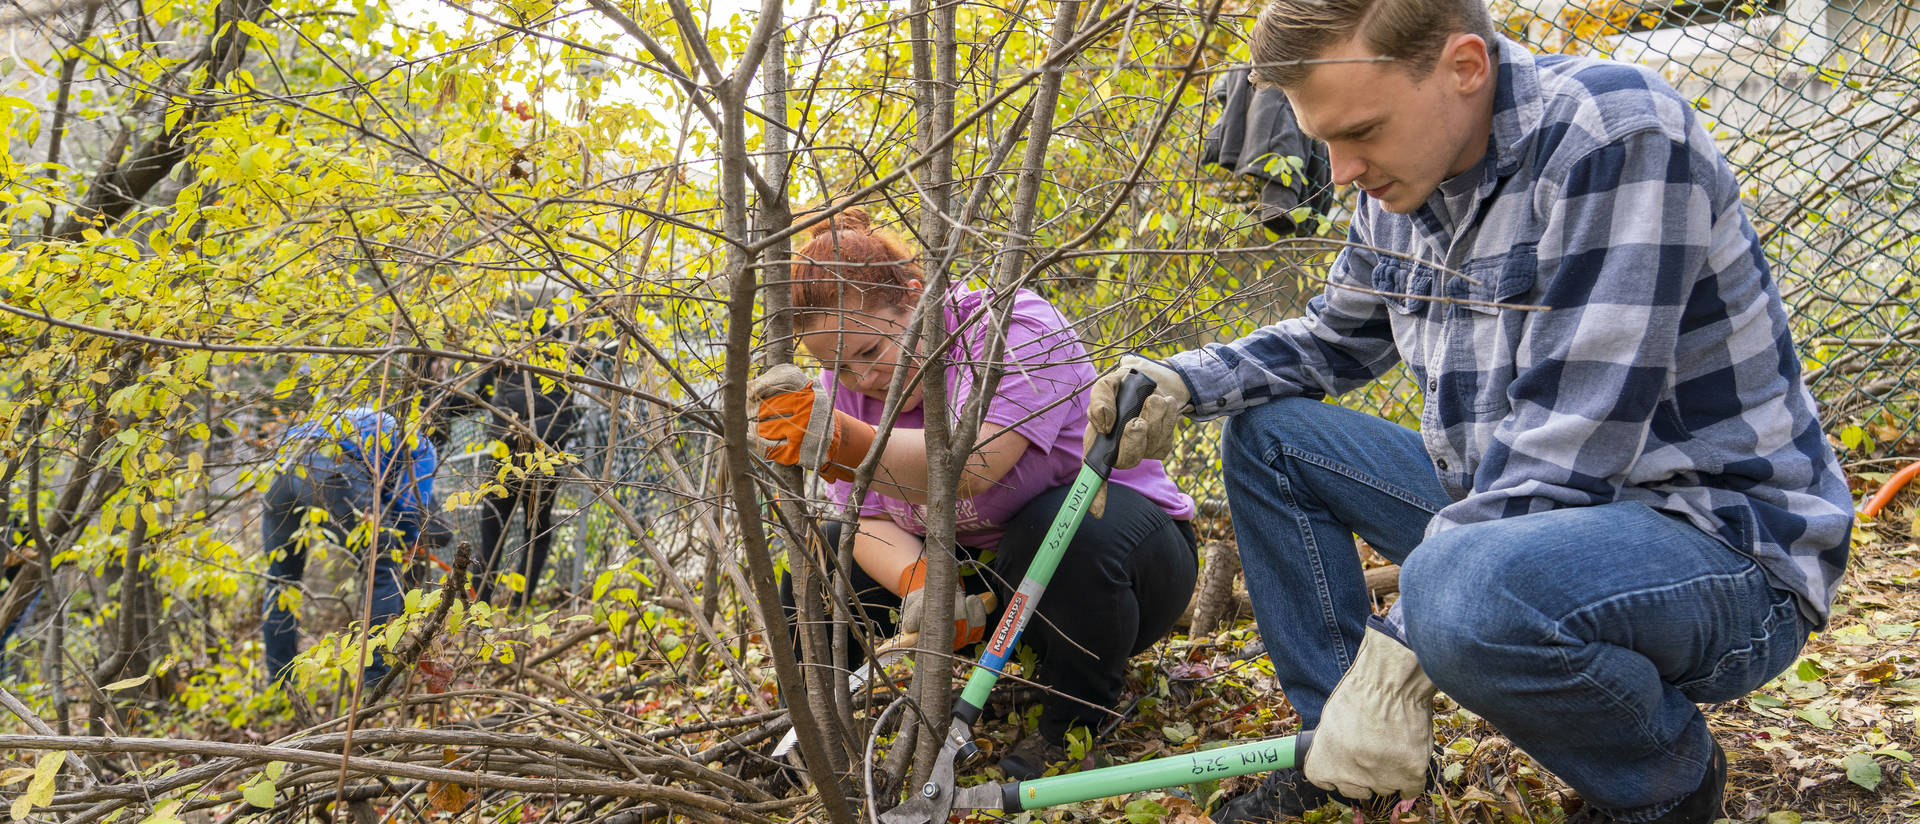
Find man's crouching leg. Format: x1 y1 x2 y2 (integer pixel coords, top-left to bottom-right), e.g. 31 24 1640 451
1400 502 1807 823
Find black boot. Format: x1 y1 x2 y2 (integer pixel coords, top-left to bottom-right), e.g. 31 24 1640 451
1566 740 1726 824
1212 747 1441 824
1210 768 1345 823
998 732 1070 781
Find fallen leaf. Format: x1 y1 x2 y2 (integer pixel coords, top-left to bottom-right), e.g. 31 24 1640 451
1796 707 1835 730
1842 752 1883 791
428 748 471 812
1857 660 1898 682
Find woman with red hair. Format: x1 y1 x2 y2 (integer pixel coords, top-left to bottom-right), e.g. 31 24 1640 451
752 208 1198 778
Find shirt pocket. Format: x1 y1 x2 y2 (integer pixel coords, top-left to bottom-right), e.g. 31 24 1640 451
1444 243 1538 310
1439 244 1538 415
1370 256 1439 315
1370 257 1440 388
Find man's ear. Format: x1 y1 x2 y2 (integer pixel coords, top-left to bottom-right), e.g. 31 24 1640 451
1446 33 1491 95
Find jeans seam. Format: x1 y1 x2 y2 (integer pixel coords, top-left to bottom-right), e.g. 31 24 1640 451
1273 452 1354 673
1547 578 1723 812
1278 444 1443 516
1675 590 1801 696
1552 642 1701 792
1553 569 1761 630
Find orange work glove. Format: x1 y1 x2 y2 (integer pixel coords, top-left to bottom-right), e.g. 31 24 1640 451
748 364 877 482
896 558 990 650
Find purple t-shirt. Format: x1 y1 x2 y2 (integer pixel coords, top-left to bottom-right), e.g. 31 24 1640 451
826 286 1195 551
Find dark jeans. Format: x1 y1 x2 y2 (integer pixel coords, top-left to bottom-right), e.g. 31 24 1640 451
475 468 559 607
260 455 406 687
781 482 1198 742
1222 397 1811 818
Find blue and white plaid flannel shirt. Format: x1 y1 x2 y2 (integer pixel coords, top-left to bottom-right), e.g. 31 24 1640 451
1168 36 1853 626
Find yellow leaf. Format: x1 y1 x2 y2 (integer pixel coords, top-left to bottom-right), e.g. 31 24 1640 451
103 674 151 691
10 751 64 820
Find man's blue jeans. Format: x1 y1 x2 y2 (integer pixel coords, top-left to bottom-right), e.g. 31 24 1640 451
261 454 406 689
1222 398 1811 818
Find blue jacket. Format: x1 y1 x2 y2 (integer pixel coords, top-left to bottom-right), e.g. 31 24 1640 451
283 409 439 543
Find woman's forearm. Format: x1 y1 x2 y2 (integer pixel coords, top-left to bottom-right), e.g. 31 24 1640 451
851 517 927 595
861 423 1028 505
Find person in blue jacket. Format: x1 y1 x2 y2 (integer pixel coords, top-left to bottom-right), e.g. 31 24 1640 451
261 408 448 687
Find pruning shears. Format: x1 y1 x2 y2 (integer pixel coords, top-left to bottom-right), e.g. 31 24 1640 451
870 369 1313 822
771 592 997 758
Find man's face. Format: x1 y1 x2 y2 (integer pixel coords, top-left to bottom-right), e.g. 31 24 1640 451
1285 34 1494 214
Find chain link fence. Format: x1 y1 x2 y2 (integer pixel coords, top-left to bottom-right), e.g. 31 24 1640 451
1507 0 1920 447
1098 0 1920 523
428 0 1918 594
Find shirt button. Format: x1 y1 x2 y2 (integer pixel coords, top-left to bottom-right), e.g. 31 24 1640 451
1426 378 1438 393
1436 458 1449 472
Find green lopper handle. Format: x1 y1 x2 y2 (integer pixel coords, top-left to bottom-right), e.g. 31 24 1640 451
954 368 1160 722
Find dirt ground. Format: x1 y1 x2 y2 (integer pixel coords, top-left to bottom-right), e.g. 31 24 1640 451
969 489 1920 823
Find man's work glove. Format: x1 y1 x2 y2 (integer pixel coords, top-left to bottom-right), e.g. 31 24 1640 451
1303 621 1438 800
1082 355 1190 517
749 364 877 483
896 557 989 650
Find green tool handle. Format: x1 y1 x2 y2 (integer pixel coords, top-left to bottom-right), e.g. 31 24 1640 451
954 369 1159 721
1002 733 1311 812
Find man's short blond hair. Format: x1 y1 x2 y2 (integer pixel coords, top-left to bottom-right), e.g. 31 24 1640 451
1249 0 1496 88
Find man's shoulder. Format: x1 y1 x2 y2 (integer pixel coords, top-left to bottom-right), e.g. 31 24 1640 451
1528 51 1696 164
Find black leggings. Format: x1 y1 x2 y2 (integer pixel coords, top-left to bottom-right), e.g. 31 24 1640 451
475 471 559 607
781 482 1198 742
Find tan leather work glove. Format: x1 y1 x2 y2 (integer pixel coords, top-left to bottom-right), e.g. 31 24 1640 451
748 364 876 482
896 558 989 650
1082 355 1190 517
1303 622 1438 800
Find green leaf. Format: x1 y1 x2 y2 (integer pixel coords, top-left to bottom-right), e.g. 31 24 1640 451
1843 753 1882 791
1122 798 1168 823
1794 657 1827 681
141 799 185 824
243 777 277 808
1749 694 1786 708
1765 813 1803 824
1161 721 1195 743
1871 747 1912 762
1795 707 1834 729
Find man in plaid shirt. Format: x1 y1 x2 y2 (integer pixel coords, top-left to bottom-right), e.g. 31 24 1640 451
1084 0 1854 820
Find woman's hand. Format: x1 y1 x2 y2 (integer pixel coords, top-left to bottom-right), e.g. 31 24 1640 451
896 557 990 650
748 364 876 482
